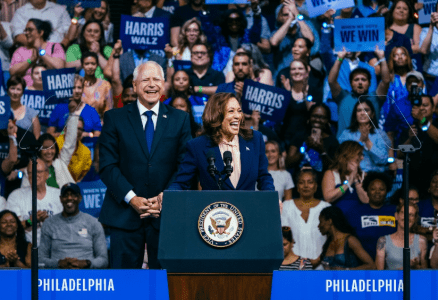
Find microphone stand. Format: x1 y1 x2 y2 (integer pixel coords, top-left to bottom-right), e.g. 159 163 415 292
23 144 41 300
398 144 417 300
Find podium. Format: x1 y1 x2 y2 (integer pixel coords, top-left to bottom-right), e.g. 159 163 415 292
158 191 283 300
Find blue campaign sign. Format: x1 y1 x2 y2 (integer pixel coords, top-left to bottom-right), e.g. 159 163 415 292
173 60 192 71
78 179 107 218
0 60 5 97
21 90 56 126
271 270 438 299
42 68 76 102
306 0 355 18
120 15 169 51
0 96 10 130
241 79 291 122
418 0 437 24
57 0 101 8
2 269 169 300
334 17 385 52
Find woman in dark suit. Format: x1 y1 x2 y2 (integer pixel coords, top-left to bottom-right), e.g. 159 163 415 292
169 92 274 191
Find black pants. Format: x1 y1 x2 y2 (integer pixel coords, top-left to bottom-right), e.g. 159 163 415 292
109 223 161 269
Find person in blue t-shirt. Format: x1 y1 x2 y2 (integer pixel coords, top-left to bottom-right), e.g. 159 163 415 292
47 75 101 139
346 172 397 259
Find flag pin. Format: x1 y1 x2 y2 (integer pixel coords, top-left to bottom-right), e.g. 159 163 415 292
246 147 250 151
163 115 167 118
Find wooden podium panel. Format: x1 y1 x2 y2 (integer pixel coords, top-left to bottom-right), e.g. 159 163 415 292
167 273 273 300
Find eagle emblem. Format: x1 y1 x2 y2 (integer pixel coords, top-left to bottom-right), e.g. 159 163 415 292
210 217 232 235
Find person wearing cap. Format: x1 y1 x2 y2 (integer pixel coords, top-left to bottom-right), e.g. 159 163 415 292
39 183 108 269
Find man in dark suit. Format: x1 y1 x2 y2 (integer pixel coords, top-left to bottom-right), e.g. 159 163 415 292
99 61 192 269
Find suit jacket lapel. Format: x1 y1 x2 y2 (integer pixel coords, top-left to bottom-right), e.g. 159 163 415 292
150 102 169 158
236 136 252 190
128 103 150 158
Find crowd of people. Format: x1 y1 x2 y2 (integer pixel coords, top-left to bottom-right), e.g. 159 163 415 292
1 0 438 271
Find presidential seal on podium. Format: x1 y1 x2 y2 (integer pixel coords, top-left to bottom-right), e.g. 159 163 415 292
198 202 244 248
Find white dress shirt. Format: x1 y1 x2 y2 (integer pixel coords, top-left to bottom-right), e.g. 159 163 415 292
11 2 71 43
124 100 160 203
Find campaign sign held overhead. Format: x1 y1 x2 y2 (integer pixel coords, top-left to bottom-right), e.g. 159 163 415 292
418 0 438 24
120 15 169 51
306 0 355 18
334 17 385 52
42 68 76 102
241 80 291 122
0 96 10 130
21 90 55 126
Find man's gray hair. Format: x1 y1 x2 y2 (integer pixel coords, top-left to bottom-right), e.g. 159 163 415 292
133 61 165 81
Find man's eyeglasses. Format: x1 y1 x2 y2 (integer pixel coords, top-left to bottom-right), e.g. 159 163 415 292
192 51 208 57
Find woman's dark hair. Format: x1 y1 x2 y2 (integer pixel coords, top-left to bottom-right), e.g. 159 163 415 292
7 75 26 90
38 133 60 160
28 18 52 41
220 9 247 39
31 60 47 74
390 185 420 205
364 0 389 8
202 92 253 145
79 20 107 56
81 51 99 65
170 69 195 98
349 67 372 83
348 99 378 134
294 37 314 56
0 210 28 260
282 226 293 243
296 168 318 184
388 46 413 75
385 0 417 28
169 93 199 138
362 172 393 193
308 103 332 135
320 206 356 259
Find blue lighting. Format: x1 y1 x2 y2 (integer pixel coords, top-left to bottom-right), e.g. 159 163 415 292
39 49 46 56
307 95 313 102
300 146 305 153
297 14 304 21
18 171 23 179
387 157 395 163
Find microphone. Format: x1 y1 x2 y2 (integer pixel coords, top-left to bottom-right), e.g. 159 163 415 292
206 149 217 179
223 151 233 176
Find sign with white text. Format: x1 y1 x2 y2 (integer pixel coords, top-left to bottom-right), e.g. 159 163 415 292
306 0 355 18
271 270 438 299
2 269 169 300
21 90 56 125
78 180 107 218
42 68 76 102
120 15 169 51
334 17 385 52
0 96 10 129
241 80 291 122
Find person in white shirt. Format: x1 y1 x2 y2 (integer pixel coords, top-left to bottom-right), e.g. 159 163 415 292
6 158 62 246
281 169 330 260
10 0 71 45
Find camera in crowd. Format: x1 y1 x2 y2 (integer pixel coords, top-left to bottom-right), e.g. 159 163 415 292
408 82 423 107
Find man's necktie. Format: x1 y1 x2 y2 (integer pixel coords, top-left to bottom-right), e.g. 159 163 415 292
144 111 154 152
